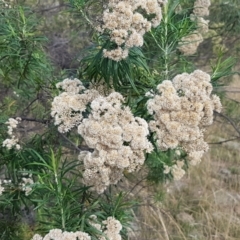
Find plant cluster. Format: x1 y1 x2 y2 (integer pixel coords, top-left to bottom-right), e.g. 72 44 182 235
0 0 237 239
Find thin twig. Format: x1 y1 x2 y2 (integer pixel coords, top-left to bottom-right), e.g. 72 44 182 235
35 4 68 13
225 96 240 104
58 133 94 153
22 97 39 113
126 176 147 197
58 132 82 152
214 111 240 136
208 137 240 145
20 117 50 124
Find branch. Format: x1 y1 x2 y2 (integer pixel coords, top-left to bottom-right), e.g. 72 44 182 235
19 117 50 124
125 176 147 197
58 132 94 153
225 96 240 104
214 111 240 136
35 4 68 13
208 136 240 145
22 97 39 113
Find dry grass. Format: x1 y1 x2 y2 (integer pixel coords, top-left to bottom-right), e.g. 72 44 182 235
130 148 240 240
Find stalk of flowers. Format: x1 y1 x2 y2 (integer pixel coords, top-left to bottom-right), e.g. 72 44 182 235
98 0 167 61
147 70 222 178
2 117 21 150
51 78 99 133
78 92 153 193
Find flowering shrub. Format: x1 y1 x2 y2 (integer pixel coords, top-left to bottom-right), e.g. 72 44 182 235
0 0 236 239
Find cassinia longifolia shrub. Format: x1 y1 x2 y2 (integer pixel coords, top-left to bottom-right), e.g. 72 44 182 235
0 0 231 239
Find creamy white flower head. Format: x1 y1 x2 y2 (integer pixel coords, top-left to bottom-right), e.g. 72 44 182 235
31 229 91 240
20 177 34 196
211 94 222 113
193 0 211 17
103 48 129 61
51 78 100 133
196 17 209 34
147 70 222 165
171 161 186 180
188 150 204 165
125 31 144 48
56 78 85 94
101 217 122 240
178 31 203 56
31 234 43 240
2 117 21 150
2 138 21 150
99 0 163 61
6 118 19 128
78 92 152 193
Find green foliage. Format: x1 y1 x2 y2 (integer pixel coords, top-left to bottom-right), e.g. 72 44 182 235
0 219 26 240
0 4 52 88
145 148 187 183
100 191 135 240
80 40 154 96
210 0 240 34
143 0 196 80
28 150 87 232
211 51 237 85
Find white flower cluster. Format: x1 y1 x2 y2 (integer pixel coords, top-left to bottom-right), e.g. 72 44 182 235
32 216 122 240
78 92 153 193
147 70 222 167
2 117 21 150
195 15 209 35
99 217 122 240
193 0 210 36
20 176 34 196
100 0 166 61
51 78 99 133
178 32 203 56
89 215 102 232
89 215 122 240
178 0 211 55
31 229 91 240
193 0 211 17
164 160 185 181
